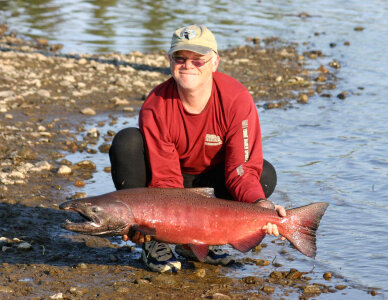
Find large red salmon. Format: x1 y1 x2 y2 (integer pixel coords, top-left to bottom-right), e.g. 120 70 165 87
60 187 329 261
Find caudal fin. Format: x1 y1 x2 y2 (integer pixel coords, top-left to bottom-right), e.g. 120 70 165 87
281 202 329 258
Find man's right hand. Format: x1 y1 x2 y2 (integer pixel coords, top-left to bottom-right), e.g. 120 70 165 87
122 231 151 244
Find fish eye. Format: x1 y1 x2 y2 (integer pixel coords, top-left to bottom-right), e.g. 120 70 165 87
91 206 100 213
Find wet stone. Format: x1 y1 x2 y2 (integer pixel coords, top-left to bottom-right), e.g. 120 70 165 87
212 293 231 299
323 272 332 280
335 284 347 290
98 143 111 153
57 165 72 175
75 160 96 170
72 192 87 199
286 269 303 280
17 242 32 251
262 285 275 294
303 285 321 294
195 268 206 278
242 276 258 284
80 107 96 115
74 180 85 187
270 271 284 280
337 91 348 99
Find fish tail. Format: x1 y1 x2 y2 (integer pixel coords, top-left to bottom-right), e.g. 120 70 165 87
280 202 329 258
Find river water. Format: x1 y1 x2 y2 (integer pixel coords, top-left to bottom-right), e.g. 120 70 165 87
1 0 387 297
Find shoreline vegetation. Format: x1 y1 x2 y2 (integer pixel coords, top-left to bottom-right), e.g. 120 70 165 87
1 24 375 299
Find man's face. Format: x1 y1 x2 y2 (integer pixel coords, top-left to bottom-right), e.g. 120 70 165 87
169 50 219 92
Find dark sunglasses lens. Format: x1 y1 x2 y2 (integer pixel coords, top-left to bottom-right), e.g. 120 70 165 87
191 60 205 67
173 57 207 67
174 57 184 64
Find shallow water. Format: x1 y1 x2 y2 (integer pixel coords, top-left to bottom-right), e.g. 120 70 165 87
2 0 387 297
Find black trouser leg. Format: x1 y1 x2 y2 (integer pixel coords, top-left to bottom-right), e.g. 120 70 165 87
109 127 149 190
109 127 277 199
183 159 277 199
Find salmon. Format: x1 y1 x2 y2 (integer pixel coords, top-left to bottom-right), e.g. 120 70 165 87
60 187 329 261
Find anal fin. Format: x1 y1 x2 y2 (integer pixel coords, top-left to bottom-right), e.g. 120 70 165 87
230 231 266 253
188 244 209 262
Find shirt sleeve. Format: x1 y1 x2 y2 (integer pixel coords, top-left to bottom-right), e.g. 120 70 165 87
223 91 266 203
139 108 184 188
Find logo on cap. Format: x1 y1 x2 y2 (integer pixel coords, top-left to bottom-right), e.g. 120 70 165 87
180 29 196 40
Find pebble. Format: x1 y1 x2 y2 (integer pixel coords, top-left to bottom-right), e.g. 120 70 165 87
18 242 32 251
31 161 52 172
335 284 347 290
242 276 258 284
74 180 85 187
195 268 206 278
57 165 72 175
2 246 12 252
50 292 64 299
80 107 96 115
0 286 14 293
337 91 348 99
72 192 87 199
298 94 309 103
269 271 284 279
123 106 135 112
212 293 231 300
98 143 111 153
75 160 96 170
329 59 341 69
87 128 100 138
116 287 130 293
77 263 88 269
303 285 321 294
109 254 118 262
261 285 275 294
323 272 332 280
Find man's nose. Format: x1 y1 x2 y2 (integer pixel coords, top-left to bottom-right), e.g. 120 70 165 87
183 59 195 69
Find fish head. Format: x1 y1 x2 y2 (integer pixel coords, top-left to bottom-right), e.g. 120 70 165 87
60 195 134 236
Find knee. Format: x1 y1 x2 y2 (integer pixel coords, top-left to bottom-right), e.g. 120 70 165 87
110 127 143 157
261 160 277 198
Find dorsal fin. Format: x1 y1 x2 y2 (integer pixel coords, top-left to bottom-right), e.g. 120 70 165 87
187 187 215 198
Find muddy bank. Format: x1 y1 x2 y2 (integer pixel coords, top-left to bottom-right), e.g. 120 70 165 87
1 27 372 299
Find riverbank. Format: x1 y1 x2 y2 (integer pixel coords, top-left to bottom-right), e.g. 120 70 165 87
0 27 368 299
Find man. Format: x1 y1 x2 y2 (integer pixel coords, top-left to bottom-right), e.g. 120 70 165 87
109 25 286 272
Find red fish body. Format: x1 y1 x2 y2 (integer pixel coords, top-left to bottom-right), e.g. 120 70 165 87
60 187 329 261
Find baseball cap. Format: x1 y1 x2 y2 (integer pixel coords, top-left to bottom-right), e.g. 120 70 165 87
168 25 218 55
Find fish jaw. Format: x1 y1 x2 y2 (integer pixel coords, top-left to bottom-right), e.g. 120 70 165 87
60 198 132 236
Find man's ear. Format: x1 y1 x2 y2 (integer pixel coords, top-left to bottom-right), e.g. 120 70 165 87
212 54 220 72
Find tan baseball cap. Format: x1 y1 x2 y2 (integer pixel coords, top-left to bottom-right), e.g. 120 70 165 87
168 24 218 55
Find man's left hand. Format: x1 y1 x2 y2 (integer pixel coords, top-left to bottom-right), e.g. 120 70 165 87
257 200 286 240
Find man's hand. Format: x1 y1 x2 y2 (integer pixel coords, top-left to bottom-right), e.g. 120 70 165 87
257 200 286 240
122 231 151 244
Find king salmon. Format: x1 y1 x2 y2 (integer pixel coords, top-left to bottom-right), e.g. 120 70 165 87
60 187 329 261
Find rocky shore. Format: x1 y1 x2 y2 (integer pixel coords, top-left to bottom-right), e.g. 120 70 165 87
1 26 371 299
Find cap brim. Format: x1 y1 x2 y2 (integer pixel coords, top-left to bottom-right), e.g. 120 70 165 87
168 44 213 55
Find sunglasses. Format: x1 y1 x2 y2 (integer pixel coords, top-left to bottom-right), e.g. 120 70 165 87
171 56 212 68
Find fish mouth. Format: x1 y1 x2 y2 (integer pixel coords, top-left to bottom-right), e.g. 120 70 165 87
61 205 104 234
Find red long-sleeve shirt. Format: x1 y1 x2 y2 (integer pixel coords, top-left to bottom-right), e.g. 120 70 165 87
139 71 265 203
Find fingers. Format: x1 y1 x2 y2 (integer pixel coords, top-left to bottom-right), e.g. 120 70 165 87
262 222 280 236
275 205 287 217
122 231 151 244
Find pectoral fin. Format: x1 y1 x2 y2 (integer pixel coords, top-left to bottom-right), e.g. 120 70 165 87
230 231 266 253
131 225 157 236
188 244 209 262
